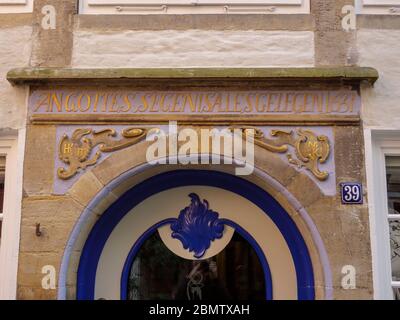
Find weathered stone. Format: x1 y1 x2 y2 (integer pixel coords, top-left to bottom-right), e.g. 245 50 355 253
7 67 379 86
23 125 56 195
311 0 358 66
305 197 373 293
334 126 366 182
20 196 84 253
333 287 374 300
30 0 77 67
17 251 61 288
254 147 299 188
17 286 57 300
67 171 105 208
92 140 152 186
286 173 324 209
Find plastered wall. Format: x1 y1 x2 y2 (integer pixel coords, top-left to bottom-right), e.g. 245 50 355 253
0 25 31 131
358 29 400 129
72 30 314 68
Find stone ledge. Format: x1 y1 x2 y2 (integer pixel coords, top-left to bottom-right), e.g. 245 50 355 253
75 14 315 31
7 67 379 86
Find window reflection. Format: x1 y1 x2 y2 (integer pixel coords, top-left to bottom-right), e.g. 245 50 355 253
0 156 5 244
390 220 400 282
394 288 400 300
386 158 400 215
386 156 400 300
127 232 265 300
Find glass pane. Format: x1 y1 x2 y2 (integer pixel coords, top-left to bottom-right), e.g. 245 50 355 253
386 157 400 214
386 156 400 215
0 183 4 213
393 287 400 301
127 232 265 300
390 219 400 282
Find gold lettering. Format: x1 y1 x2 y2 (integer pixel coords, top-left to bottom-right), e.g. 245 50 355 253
198 94 204 113
234 94 243 113
149 93 159 112
160 93 174 112
312 93 323 113
65 94 77 112
77 94 91 112
225 94 231 112
265 94 273 112
293 93 306 113
140 94 149 112
63 143 73 154
204 93 214 112
184 94 197 113
34 93 50 112
244 93 254 113
101 93 109 112
171 94 182 113
255 94 267 113
303 93 314 113
269 93 282 112
92 93 100 112
50 93 63 112
326 92 334 113
281 93 291 112
120 94 134 112
76 147 86 157
109 94 119 112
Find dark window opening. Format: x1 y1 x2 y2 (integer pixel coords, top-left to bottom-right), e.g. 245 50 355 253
127 232 266 300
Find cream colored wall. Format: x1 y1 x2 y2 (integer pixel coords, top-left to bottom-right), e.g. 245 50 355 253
71 30 315 68
358 29 400 129
0 26 31 131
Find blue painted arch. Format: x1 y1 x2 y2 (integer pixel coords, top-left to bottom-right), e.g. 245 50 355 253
77 170 315 300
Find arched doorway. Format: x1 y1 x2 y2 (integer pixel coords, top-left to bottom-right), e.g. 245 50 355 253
76 170 315 300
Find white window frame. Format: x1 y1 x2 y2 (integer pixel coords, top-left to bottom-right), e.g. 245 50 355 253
80 0 310 14
0 0 33 13
365 129 400 299
0 131 25 300
356 0 400 15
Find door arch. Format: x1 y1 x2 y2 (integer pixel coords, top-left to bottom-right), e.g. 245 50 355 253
76 170 315 300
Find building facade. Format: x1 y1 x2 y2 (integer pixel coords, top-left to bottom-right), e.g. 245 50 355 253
0 0 399 300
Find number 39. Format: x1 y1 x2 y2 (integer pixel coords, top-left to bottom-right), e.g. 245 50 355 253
343 185 361 202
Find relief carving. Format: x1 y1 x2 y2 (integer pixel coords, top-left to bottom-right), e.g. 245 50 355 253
58 127 151 179
237 127 330 181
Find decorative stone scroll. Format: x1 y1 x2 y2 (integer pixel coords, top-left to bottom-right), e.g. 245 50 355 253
57 126 330 182
57 127 153 179
236 127 330 181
